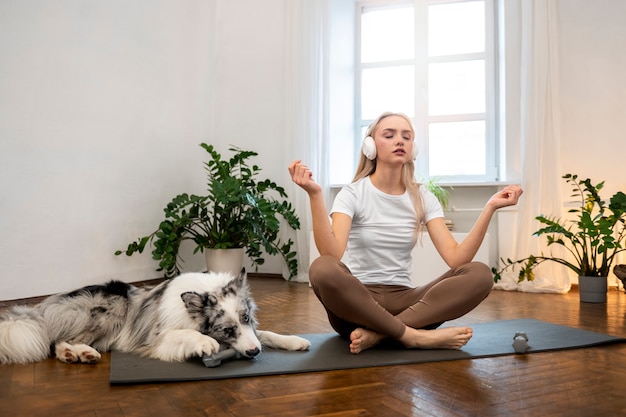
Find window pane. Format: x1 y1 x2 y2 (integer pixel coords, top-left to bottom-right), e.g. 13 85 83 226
429 121 485 176
428 1 485 57
428 60 485 116
361 66 414 119
361 7 414 63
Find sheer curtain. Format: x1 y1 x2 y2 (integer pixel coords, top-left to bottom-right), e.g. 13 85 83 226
283 0 331 282
494 0 570 293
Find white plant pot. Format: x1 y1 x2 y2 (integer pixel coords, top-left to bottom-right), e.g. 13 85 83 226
578 275 608 303
204 248 245 276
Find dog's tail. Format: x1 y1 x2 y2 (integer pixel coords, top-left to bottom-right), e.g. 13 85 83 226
0 305 50 364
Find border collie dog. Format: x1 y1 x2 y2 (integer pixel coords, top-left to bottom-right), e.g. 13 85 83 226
0 269 310 364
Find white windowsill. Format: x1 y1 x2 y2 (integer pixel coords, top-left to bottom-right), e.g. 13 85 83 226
329 181 515 191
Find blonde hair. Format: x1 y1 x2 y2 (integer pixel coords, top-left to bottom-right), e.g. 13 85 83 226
353 112 425 232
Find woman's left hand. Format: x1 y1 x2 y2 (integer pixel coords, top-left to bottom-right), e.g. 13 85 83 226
487 185 523 210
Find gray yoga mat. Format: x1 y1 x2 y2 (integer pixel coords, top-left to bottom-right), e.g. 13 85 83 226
109 318 626 385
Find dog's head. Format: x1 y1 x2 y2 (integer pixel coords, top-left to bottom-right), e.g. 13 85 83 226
180 270 262 358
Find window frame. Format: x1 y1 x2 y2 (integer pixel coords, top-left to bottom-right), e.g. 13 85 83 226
354 0 498 183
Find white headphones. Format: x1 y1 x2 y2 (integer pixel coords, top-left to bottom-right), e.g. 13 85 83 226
361 136 418 160
361 136 377 160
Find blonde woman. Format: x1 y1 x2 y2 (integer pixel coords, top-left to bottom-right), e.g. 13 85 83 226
289 112 523 354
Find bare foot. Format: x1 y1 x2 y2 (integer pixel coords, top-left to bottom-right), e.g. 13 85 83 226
349 328 385 354
399 326 473 350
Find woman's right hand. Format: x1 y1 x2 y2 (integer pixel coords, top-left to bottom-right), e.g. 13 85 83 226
288 160 322 195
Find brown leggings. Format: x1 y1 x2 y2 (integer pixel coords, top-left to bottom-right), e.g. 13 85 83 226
308 255 493 340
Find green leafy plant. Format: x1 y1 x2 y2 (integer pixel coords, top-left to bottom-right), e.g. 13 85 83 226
422 177 451 209
493 174 626 283
116 144 300 279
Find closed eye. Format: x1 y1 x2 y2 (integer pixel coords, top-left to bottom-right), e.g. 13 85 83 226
223 326 237 338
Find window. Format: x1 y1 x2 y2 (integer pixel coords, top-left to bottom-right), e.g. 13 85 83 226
356 0 497 182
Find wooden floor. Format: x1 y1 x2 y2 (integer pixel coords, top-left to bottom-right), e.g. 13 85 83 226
1 277 625 417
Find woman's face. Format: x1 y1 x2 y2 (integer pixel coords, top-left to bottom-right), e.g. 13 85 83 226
373 115 415 164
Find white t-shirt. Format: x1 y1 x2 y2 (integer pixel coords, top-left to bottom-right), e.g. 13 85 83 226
330 176 444 287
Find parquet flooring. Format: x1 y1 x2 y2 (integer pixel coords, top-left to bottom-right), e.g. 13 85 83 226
1 276 625 417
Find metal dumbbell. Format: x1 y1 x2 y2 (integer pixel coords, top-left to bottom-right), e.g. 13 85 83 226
512 331 529 354
202 347 241 368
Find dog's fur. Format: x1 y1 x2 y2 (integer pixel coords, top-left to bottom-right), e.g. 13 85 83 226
0 270 310 364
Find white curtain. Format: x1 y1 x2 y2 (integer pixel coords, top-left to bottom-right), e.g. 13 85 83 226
494 0 570 293
283 0 331 282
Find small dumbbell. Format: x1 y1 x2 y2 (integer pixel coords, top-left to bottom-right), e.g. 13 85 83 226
512 331 529 354
202 347 241 368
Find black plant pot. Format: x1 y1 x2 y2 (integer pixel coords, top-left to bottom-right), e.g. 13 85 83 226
578 276 608 303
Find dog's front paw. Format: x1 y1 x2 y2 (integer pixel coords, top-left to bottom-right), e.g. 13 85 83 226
195 335 220 357
257 330 312 351
284 335 311 351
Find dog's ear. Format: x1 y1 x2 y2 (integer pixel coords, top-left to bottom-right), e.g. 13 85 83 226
235 268 247 288
181 291 209 312
235 268 248 288
222 268 247 296
206 293 218 307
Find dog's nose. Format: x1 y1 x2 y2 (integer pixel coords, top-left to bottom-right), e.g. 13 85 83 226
245 347 260 358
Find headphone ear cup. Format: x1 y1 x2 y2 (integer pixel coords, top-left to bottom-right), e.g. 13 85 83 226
362 136 377 160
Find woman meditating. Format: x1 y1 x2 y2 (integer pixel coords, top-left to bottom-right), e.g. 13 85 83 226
288 112 523 353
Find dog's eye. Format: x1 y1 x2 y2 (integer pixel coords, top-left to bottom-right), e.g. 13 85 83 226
242 313 250 323
223 326 237 337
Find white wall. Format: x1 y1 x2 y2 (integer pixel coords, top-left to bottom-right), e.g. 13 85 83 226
557 0 626 196
211 0 289 275
558 0 626 284
1 0 625 300
0 0 217 299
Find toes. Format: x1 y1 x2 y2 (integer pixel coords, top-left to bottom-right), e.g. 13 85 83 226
349 341 359 354
289 336 311 351
196 336 220 357
55 343 101 364
59 349 78 363
79 350 101 363
75 344 101 363
55 343 78 363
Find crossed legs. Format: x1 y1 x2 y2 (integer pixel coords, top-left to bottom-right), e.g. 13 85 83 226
308 256 493 353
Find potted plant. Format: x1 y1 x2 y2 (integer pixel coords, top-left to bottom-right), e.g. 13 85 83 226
421 178 456 231
116 144 301 279
492 174 626 302
422 178 451 210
